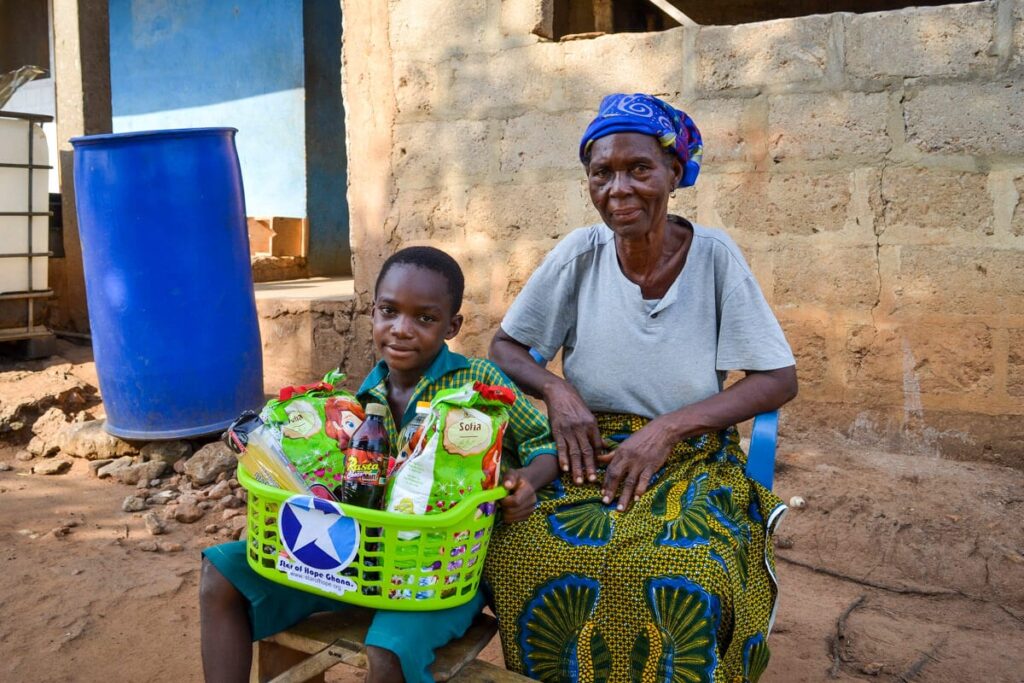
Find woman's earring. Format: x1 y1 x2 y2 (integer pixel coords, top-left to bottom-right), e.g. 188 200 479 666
671 192 676 199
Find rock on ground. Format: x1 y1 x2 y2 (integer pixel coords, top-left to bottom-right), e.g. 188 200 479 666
95 457 166 486
27 406 72 457
140 440 192 465
183 442 236 486
0 362 93 435
59 420 139 460
206 480 232 500
219 495 244 510
146 490 177 506
173 498 205 524
32 458 72 475
142 512 166 536
117 460 166 486
26 435 60 457
121 496 147 512
89 458 115 475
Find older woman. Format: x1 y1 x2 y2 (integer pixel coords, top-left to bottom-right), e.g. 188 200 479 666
483 94 797 682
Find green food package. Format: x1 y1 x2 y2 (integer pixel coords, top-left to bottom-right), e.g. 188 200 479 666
384 382 513 515
258 369 365 500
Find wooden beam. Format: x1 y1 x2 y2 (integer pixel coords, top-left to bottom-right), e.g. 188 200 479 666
645 0 699 27
594 0 613 33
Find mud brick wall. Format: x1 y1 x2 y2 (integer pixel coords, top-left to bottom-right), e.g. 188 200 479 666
341 0 1024 467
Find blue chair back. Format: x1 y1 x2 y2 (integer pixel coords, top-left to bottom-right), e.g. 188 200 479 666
746 410 778 489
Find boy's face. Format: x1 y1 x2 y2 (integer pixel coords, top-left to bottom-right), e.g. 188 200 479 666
372 264 463 376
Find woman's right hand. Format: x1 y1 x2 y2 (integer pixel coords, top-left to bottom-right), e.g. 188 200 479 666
542 378 604 485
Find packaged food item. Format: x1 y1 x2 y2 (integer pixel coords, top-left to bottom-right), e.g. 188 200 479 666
385 382 512 517
223 412 310 494
389 401 431 477
342 403 391 509
259 371 365 500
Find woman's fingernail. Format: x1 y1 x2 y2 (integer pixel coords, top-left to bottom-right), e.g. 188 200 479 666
617 504 624 511
602 496 610 504
575 477 582 484
588 474 596 481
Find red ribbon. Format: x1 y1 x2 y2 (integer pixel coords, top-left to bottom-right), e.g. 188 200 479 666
278 381 334 402
473 382 516 405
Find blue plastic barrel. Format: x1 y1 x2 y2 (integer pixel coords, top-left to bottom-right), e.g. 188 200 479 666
71 128 263 439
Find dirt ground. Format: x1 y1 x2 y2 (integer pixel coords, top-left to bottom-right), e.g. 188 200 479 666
1 351 1022 682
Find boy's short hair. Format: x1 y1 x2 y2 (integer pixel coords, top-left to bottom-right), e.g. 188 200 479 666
375 246 465 315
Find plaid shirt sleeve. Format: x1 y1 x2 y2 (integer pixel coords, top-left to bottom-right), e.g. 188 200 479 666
466 359 556 467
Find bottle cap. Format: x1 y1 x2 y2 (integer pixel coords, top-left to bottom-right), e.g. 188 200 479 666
415 401 431 411
366 403 388 417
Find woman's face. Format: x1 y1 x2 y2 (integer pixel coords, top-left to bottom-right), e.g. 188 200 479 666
586 132 682 239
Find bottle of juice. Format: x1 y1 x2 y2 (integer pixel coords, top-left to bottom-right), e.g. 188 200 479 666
340 403 391 508
389 401 431 478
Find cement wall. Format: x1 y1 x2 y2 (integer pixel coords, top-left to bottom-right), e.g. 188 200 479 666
341 0 1024 468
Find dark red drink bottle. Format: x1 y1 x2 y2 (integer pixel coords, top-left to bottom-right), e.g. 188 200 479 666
340 403 390 508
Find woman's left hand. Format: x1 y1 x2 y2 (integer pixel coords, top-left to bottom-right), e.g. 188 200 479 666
597 417 676 511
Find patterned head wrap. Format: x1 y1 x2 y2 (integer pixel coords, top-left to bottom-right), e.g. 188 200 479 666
579 93 703 188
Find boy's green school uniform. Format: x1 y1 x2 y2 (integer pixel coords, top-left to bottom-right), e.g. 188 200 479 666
358 344 555 465
203 345 555 683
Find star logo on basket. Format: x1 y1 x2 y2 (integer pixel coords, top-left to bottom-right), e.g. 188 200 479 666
279 496 359 571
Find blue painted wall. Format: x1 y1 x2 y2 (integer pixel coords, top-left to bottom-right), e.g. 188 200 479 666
303 0 350 276
108 0 306 217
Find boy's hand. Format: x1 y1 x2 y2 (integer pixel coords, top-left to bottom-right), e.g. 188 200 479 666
499 469 538 522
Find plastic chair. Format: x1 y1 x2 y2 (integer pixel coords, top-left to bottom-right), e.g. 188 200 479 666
746 410 778 489
527 349 777 490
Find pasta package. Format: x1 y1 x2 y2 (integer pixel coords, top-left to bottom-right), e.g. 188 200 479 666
258 369 365 500
223 411 310 494
385 382 512 516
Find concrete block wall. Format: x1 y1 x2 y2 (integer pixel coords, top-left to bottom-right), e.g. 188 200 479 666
256 295 370 394
342 0 1024 467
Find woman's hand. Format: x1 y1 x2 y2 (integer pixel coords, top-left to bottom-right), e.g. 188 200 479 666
598 417 677 511
542 379 604 486
499 469 539 522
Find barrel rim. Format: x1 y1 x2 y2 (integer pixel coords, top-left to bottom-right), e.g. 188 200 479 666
71 127 238 147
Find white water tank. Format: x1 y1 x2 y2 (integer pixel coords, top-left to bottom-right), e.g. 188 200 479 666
0 111 52 348
0 113 49 295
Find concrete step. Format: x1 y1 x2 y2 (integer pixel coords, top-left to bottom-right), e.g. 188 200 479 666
255 277 370 395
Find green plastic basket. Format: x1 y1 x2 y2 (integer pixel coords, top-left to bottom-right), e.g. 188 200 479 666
239 465 506 611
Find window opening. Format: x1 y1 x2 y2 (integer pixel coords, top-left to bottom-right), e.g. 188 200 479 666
552 0 973 39
0 0 51 76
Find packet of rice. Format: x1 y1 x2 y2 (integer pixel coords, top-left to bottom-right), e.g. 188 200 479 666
384 381 512 516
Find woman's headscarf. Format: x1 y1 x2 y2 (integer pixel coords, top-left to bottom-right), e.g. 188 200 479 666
579 93 703 188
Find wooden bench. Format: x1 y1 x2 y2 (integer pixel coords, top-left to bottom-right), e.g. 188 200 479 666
251 608 531 682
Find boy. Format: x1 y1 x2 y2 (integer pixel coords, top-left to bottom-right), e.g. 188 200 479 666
199 246 559 683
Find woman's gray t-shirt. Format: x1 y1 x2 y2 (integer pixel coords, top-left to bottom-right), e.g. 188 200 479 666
501 223 795 419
